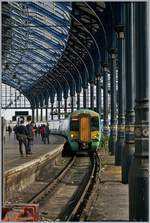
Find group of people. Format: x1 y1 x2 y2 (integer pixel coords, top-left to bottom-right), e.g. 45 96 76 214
13 121 51 157
14 120 34 157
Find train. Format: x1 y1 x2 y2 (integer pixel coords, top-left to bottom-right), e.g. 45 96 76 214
62 109 102 155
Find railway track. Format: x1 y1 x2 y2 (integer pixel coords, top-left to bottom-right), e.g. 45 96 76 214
27 152 100 221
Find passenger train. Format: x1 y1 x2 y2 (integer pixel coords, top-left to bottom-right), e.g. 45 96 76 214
49 109 102 155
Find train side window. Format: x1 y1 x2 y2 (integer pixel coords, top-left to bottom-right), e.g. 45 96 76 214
91 117 99 131
70 119 79 131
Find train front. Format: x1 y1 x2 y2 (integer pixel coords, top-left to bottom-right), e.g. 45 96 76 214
69 110 101 153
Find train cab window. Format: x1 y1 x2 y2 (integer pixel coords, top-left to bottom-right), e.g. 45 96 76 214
91 117 99 131
70 118 79 131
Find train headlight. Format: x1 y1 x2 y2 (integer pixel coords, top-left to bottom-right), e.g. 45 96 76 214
71 134 74 138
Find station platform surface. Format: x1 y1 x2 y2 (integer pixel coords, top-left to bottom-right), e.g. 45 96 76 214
4 133 65 172
88 152 129 221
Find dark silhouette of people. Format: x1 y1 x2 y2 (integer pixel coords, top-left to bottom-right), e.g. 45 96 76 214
15 120 30 157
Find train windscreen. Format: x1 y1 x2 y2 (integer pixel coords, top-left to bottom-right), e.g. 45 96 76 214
70 118 79 131
91 117 99 131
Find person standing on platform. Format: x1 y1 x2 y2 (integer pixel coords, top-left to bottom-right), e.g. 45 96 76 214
15 120 29 157
8 125 12 138
40 125 46 142
26 121 34 154
45 124 50 144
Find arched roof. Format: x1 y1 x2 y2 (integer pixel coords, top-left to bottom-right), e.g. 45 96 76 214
2 1 121 107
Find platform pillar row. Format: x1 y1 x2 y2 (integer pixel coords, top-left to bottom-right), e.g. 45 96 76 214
109 49 117 155
122 2 135 184
115 8 126 165
129 2 149 221
45 107 48 122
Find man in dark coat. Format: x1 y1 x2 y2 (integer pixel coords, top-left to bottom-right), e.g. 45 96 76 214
15 120 29 157
26 121 34 154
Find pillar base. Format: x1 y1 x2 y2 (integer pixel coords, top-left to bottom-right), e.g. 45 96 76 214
108 136 117 155
115 138 125 166
121 142 135 184
129 157 148 221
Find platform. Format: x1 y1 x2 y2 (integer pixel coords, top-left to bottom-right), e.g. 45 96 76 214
88 152 129 221
4 133 65 172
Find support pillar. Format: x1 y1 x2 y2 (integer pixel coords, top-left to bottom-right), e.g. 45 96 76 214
32 108 35 122
83 88 87 109
90 83 94 110
71 96 74 112
36 108 38 122
129 2 149 221
109 49 117 155
96 76 101 114
64 98 67 117
103 65 109 136
122 2 135 184
40 108 43 122
77 92 80 110
45 107 48 122
115 17 126 165
51 103 53 120
58 101 61 119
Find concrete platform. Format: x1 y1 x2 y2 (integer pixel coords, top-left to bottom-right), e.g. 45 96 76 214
88 152 129 221
4 133 65 172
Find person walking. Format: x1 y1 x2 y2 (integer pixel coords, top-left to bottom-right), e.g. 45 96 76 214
26 121 34 154
15 120 29 157
40 125 46 143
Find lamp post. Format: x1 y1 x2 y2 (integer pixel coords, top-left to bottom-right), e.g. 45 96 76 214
109 48 117 155
115 23 126 166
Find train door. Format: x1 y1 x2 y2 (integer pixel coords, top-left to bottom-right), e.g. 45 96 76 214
79 115 90 142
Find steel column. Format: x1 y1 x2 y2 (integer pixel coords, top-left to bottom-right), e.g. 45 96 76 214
103 66 109 136
115 9 126 165
58 101 61 119
77 93 80 110
71 96 74 112
36 108 38 122
83 88 87 109
32 108 35 122
64 98 67 117
122 2 135 184
45 107 48 122
129 2 149 221
51 103 54 120
109 49 117 155
90 83 94 110
40 108 43 121
96 76 101 114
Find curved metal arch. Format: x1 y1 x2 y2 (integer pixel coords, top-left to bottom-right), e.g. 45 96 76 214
70 32 95 76
70 13 101 66
63 54 82 85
